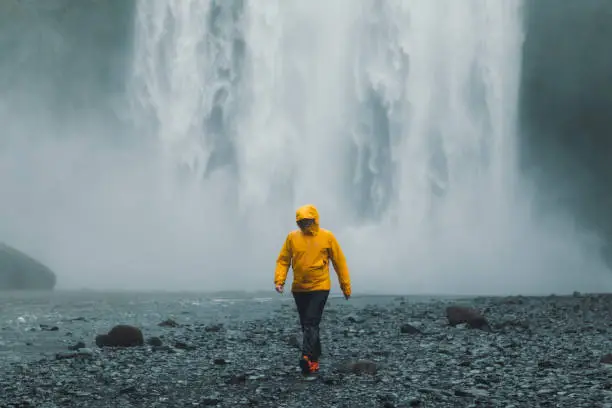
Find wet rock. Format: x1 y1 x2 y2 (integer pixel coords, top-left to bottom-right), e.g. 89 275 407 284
119 385 137 394
95 325 144 348
2 292 612 407
152 345 174 353
39 324 59 332
600 354 612 364
205 324 223 332
346 314 365 324
250 336 267 346
174 341 196 350
158 319 180 328
454 388 489 398
284 334 300 349
417 387 452 397
400 323 422 334
446 305 491 331
201 395 222 405
408 398 423 406
320 375 340 385
68 341 86 351
227 373 247 385
458 359 472 367
337 359 378 375
494 319 530 331
55 349 93 360
146 336 163 347
538 359 557 369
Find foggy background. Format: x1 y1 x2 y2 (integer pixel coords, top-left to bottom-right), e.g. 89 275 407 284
1 0 611 295
519 0 612 269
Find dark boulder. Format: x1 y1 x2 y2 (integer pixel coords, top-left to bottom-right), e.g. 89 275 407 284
95 325 144 348
446 305 492 331
0 243 56 290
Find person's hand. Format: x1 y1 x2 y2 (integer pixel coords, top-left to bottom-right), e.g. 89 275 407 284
344 293 350 300
275 284 284 294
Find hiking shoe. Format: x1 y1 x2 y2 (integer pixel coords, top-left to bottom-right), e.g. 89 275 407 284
299 355 320 375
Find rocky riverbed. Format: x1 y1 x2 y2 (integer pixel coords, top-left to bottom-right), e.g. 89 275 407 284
1 291 612 407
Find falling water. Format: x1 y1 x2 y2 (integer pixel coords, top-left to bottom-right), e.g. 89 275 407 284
0 0 609 293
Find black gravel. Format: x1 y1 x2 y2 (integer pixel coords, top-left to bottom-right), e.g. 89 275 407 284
1 292 612 407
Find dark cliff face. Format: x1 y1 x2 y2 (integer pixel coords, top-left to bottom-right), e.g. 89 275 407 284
519 0 612 264
0 243 56 290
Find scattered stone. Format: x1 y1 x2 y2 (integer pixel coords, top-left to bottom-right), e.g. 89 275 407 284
408 398 423 406
158 319 180 327
346 314 365 324
1 293 611 407
67 317 88 322
201 395 222 405
68 341 86 351
400 323 422 334
458 359 472 367
95 325 144 348
119 385 137 394
151 345 174 353
227 374 247 385
454 388 489 398
285 334 300 349
146 336 163 347
538 359 556 369
205 324 223 332
250 336 267 346
445 305 492 331
55 349 93 360
337 359 378 375
174 341 196 350
494 319 530 331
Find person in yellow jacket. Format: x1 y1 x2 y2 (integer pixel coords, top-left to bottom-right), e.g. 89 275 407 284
274 204 352 376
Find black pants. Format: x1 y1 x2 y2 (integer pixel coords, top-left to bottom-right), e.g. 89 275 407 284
292 290 329 362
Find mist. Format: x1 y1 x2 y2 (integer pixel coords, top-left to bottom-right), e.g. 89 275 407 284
1 0 610 295
519 0 612 269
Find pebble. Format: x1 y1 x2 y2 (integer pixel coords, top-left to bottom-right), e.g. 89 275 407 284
1 293 612 407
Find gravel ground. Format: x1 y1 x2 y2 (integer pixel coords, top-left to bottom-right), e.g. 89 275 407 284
1 291 612 407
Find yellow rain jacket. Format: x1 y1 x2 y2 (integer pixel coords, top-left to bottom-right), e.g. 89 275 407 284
274 204 352 296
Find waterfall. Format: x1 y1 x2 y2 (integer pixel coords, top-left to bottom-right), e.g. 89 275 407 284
0 0 609 293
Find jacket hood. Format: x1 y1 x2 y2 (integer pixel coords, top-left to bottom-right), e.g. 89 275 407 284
296 204 319 234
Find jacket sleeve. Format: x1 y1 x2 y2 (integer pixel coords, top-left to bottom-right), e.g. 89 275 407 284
329 233 351 296
274 234 292 286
